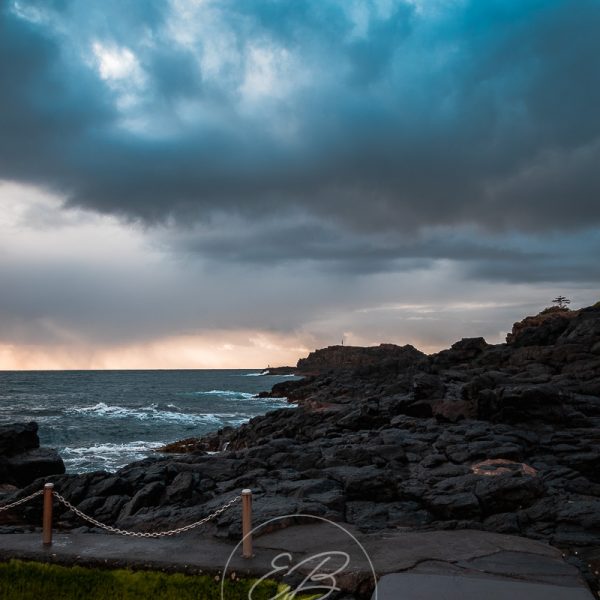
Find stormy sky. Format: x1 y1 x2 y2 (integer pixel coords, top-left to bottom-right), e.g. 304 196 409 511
1 0 599 369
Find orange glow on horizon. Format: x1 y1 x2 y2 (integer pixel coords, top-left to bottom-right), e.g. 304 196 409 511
0 331 313 370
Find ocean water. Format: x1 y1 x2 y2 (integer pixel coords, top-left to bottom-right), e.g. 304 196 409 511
0 370 297 473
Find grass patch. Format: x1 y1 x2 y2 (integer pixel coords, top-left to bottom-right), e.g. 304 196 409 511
0 559 317 599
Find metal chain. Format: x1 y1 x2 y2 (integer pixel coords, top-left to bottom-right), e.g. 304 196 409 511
0 489 44 512
53 491 241 538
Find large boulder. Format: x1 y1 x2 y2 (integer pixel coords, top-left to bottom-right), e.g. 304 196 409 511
0 422 39 456
0 422 65 488
432 337 491 366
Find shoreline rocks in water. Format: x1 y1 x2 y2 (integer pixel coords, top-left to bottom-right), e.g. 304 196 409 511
0 422 65 489
261 366 297 375
2 304 600 591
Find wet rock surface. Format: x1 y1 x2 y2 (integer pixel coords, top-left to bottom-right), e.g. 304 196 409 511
2 305 600 592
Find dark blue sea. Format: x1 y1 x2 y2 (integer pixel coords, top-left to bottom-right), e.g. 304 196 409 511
0 370 297 473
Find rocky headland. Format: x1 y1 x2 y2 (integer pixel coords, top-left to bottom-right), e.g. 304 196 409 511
1 304 599 589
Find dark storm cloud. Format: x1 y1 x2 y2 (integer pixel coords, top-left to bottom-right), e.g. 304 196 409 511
1 0 600 280
466 229 600 284
173 215 600 285
0 4 114 186
173 216 535 275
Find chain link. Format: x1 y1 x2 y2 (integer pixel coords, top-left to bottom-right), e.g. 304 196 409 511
0 486 242 538
0 489 44 512
53 491 241 538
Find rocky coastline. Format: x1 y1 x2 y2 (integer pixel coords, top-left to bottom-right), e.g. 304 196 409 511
1 303 599 591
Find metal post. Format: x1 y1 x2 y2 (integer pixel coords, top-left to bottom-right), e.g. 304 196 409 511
242 489 253 558
42 483 54 546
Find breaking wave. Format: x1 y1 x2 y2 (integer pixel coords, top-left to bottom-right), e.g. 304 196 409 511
69 402 240 425
192 389 256 399
60 440 166 472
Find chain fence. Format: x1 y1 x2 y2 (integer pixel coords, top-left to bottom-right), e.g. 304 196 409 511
0 487 241 538
0 489 44 513
53 491 241 538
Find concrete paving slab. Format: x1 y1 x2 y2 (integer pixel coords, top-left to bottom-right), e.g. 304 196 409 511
406 557 581 588
373 573 594 600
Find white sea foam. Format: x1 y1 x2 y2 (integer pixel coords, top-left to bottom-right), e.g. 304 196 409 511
194 390 256 399
69 402 240 424
251 396 294 409
61 440 166 472
241 372 299 378
63 440 165 456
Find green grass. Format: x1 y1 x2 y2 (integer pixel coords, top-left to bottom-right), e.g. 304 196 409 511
0 559 317 600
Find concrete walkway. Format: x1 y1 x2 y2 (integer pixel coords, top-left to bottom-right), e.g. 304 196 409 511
374 573 593 600
0 525 593 598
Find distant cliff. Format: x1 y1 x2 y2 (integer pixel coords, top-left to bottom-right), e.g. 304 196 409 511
296 343 425 374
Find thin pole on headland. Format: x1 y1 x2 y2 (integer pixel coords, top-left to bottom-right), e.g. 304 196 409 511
42 482 54 546
241 489 253 558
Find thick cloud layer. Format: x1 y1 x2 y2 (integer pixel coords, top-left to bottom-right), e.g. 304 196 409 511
0 1 599 367
2 0 600 236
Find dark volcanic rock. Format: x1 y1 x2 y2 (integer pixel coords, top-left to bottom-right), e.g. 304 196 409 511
506 307 579 346
263 366 297 375
474 472 545 515
296 343 426 375
433 337 491 366
0 422 65 488
2 448 65 488
0 422 39 456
